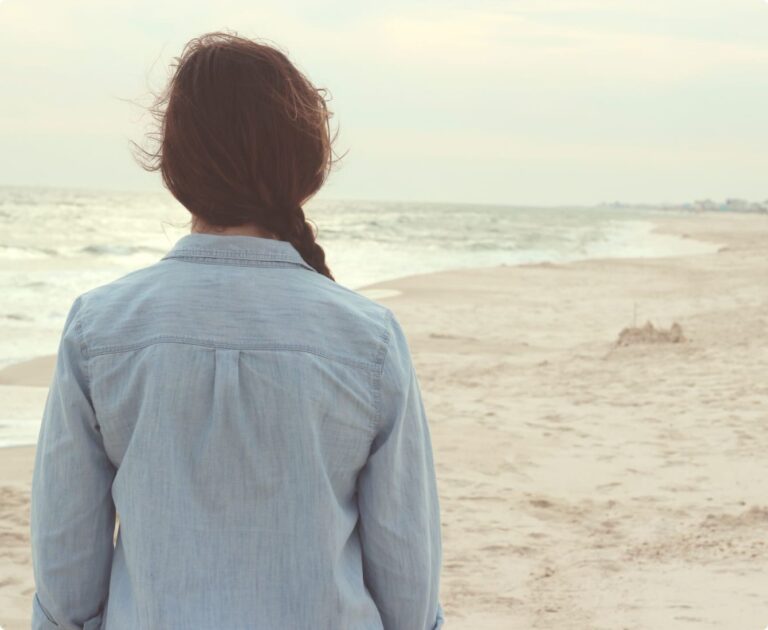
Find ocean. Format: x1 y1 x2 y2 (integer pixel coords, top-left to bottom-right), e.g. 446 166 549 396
0 185 718 371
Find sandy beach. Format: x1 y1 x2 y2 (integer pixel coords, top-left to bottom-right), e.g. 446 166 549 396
1 211 767 629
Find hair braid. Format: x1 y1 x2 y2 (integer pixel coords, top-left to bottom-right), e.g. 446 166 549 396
276 206 334 281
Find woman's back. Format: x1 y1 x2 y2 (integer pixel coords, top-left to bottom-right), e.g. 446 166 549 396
29 30 443 630
31 232 444 629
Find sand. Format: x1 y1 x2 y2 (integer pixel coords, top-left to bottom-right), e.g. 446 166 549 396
1 211 767 629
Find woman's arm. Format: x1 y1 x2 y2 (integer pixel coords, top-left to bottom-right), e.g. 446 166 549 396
30 295 116 630
357 310 445 630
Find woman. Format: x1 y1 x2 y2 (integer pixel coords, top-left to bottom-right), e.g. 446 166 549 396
29 31 445 630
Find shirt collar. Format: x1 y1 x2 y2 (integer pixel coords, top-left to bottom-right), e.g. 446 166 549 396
161 232 317 273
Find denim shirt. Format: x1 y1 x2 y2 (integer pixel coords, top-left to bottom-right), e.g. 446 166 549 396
30 232 445 630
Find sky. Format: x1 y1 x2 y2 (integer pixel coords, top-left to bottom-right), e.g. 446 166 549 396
1 0 767 206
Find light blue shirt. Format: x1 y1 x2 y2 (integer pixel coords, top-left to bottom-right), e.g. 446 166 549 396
30 232 445 630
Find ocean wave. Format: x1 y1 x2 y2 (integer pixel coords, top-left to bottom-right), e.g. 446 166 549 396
0 244 56 259
79 244 166 256
3 313 33 321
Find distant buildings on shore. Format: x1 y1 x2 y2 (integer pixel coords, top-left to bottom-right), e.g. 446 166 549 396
599 199 768 214
689 198 768 213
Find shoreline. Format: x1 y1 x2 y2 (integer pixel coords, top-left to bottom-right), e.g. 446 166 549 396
352 209 756 304
0 212 735 396
0 207 727 375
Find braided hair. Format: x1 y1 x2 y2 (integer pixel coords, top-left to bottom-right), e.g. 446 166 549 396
261 205 333 280
132 30 341 281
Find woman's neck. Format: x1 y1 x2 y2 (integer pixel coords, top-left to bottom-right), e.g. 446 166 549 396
190 218 279 240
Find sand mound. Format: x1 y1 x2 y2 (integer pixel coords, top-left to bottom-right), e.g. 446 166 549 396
616 321 686 346
701 506 768 529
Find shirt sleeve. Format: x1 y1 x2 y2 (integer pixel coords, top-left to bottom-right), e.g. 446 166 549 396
356 310 445 630
30 295 117 630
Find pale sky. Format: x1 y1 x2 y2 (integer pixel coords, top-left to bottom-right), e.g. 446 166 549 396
1 0 767 205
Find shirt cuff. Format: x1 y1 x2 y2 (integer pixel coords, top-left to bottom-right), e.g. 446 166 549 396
432 601 446 628
32 594 58 629
32 593 104 630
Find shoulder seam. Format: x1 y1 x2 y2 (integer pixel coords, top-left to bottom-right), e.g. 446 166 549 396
72 295 89 365
72 295 99 430
372 308 395 435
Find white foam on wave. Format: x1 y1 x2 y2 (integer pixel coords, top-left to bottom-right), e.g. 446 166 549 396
580 219 721 260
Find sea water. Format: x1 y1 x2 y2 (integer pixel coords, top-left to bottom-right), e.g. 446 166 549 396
0 185 718 370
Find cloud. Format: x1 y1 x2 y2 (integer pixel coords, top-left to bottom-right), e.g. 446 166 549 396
364 8 768 83
354 125 768 166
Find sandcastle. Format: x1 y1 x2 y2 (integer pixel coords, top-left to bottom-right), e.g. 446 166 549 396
615 321 686 347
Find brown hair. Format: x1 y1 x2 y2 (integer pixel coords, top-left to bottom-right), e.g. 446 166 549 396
132 30 340 280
